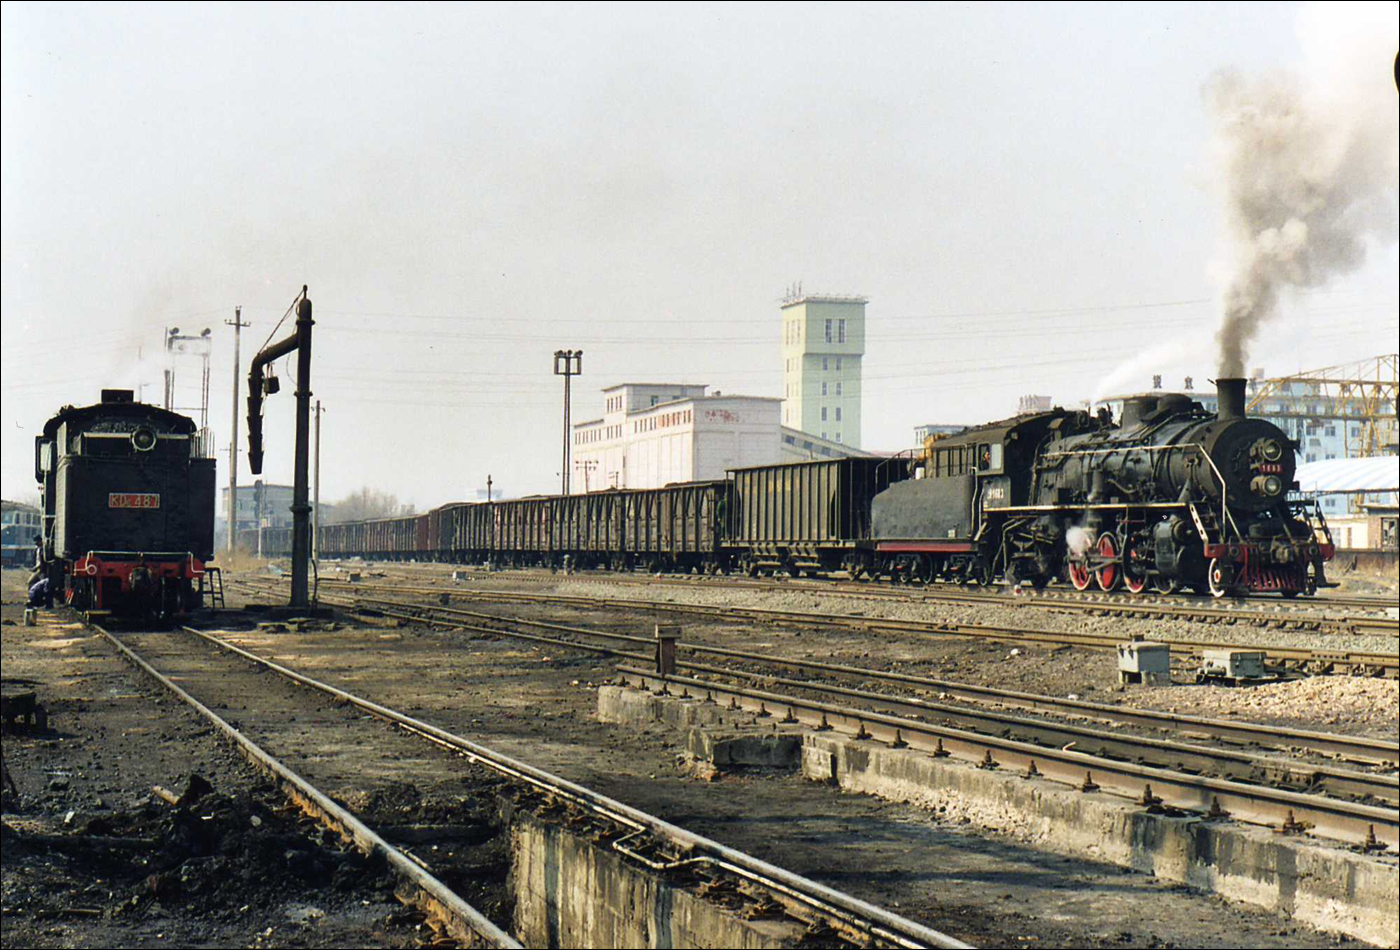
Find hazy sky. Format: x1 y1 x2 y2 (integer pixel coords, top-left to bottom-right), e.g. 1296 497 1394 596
3 2 1396 507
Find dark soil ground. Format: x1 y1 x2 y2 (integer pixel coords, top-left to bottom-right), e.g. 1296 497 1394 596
2 564 1381 949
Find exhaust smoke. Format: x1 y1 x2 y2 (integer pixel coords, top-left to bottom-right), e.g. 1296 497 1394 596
1206 4 1398 377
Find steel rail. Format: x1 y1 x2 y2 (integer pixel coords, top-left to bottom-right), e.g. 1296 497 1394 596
244 584 1398 820
177 623 971 950
302 585 1399 766
328 591 1397 803
89 623 520 949
373 564 1400 613
616 667 1399 853
672 664 1398 805
342 582 1400 676
309 572 1398 636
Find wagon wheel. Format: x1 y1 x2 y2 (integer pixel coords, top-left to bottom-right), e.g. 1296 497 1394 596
974 558 995 587
914 555 935 586
1094 533 1120 592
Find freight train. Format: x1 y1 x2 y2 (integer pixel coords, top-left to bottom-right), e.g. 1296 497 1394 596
251 379 1333 597
35 389 217 617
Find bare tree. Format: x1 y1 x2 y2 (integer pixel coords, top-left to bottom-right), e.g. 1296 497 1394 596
326 487 416 523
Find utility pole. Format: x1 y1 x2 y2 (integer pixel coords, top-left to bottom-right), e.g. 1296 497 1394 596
486 474 492 502
225 307 250 554
553 350 583 495
314 400 322 566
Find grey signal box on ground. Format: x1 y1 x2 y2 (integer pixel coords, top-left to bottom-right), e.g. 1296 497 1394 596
1117 641 1171 686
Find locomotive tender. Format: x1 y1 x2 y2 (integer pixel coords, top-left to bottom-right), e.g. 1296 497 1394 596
252 378 1332 597
35 389 216 616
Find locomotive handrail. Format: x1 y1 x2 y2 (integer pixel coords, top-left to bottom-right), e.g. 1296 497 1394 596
1191 447 1245 543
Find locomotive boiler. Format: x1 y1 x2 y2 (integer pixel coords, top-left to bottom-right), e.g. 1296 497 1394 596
34 389 217 617
872 378 1334 596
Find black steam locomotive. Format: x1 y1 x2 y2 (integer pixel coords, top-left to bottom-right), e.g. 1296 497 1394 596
35 389 217 617
249 378 1332 598
874 377 1334 596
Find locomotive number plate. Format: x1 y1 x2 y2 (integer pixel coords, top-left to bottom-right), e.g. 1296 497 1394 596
109 493 160 509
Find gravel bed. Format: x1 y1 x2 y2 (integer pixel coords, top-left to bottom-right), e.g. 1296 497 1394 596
549 577 1399 655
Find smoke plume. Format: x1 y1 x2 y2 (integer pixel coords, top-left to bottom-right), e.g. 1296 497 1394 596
1207 5 1398 377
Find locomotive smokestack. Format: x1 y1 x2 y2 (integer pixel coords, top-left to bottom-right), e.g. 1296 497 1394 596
1216 377 1247 422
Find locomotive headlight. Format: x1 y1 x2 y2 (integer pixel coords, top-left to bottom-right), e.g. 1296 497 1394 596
131 427 157 452
1251 475 1283 496
1260 439 1283 461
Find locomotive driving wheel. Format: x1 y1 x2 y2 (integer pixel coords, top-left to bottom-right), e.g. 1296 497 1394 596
1067 555 1092 591
1094 533 1119 592
1121 539 1148 594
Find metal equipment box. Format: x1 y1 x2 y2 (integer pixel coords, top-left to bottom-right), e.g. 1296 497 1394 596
1198 649 1267 683
1116 641 1171 686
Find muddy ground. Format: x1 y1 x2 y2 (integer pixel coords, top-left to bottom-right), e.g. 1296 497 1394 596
2 564 1384 949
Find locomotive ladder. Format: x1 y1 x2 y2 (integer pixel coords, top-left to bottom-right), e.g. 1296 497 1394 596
203 566 226 610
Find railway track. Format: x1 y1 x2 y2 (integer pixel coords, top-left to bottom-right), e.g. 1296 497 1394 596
243 575 1400 677
616 667 1399 853
86 616 970 949
311 567 1400 637
87 621 520 948
228 581 1399 852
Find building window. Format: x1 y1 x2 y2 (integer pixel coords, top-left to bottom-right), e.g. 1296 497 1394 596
836 357 842 371
822 356 829 371
838 319 846 343
835 407 842 421
821 407 827 421
836 432 841 442
835 382 842 395
825 319 832 343
821 382 828 395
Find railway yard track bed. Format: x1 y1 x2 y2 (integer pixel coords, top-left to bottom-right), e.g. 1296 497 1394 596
5 567 1389 948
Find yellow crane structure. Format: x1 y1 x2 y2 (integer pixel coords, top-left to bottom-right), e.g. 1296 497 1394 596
1247 354 1398 459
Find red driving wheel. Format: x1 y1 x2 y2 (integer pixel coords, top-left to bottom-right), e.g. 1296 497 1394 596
1095 532 1120 591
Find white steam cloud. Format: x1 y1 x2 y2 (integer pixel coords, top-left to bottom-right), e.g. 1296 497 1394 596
1207 3 1399 377
1066 525 1096 558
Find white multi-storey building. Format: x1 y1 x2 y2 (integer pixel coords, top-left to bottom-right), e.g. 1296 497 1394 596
780 294 865 448
570 382 874 493
570 384 783 492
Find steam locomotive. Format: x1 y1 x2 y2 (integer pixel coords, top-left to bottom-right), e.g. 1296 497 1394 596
35 389 217 617
874 377 1333 596
251 378 1333 597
